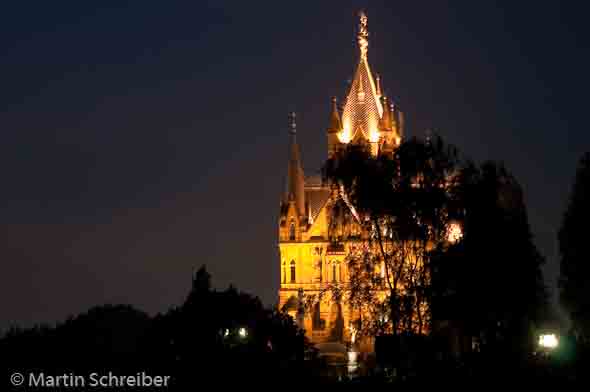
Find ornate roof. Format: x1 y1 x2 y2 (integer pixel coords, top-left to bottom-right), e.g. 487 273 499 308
340 11 383 144
305 187 331 223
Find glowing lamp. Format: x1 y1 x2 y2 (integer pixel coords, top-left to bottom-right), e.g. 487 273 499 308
238 327 248 338
538 334 558 349
447 222 463 244
368 128 380 143
338 125 352 143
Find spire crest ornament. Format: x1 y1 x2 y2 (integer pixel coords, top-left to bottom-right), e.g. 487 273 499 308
289 111 297 135
358 11 369 60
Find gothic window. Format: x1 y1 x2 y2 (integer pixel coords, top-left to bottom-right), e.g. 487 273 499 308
318 259 323 283
289 221 296 240
339 263 342 282
332 262 338 283
282 261 286 284
290 260 296 283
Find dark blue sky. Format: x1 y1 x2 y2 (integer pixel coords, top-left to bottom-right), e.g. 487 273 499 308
1 1 588 330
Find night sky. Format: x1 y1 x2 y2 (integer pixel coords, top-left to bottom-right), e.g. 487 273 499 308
2 1 589 331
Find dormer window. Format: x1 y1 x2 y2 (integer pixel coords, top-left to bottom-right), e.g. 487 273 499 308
289 220 296 240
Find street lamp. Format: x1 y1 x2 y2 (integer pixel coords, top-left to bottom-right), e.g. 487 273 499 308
538 333 558 349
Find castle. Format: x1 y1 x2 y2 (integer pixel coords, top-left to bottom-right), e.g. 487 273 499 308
278 12 405 351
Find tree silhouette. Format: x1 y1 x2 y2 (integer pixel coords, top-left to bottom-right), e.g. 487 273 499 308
432 161 547 359
0 266 314 389
323 135 462 337
559 152 590 342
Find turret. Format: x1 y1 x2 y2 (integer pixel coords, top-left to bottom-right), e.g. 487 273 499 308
286 112 306 218
327 97 342 157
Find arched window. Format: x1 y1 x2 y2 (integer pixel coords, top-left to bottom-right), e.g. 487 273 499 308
282 261 286 284
339 263 342 282
332 262 338 283
318 259 323 283
290 260 296 283
289 221 296 240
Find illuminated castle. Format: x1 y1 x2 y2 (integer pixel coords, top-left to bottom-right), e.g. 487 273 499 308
278 13 405 350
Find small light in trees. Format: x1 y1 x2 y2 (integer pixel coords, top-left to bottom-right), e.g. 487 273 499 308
347 350 359 375
348 323 357 344
538 334 558 349
238 327 248 338
447 222 463 243
224 329 229 338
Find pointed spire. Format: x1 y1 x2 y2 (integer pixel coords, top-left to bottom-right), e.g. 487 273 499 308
329 96 342 132
287 112 305 217
376 74 382 99
341 11 383 147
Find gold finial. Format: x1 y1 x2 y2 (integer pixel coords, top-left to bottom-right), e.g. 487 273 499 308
289 111 297 135
358 11 369 60
376 74 382 98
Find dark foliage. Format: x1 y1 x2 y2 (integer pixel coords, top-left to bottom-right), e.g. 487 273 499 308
559 152 590 341
431 161 547 359
0 266 314 389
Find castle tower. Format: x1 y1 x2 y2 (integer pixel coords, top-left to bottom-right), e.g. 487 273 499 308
278 11 404 354
327 11 403 157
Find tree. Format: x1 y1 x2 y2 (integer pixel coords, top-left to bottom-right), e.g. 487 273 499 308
323 135 462 337
559 152 590 342
432 161 547 357
148 265 312 387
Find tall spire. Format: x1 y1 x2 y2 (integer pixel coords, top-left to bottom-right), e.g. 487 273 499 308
340 11 383 145
328 96 342 132
287 112 305 217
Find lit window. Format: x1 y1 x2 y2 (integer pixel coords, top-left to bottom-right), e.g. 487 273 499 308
332 262 338 283
290 260 296 283
282 261 286 284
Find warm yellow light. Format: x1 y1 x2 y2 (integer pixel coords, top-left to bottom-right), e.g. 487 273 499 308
538 334 558 349
368 127 380 143
239 327 248 338
348 323 357 344
338 124 352 143
447 222 463 243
